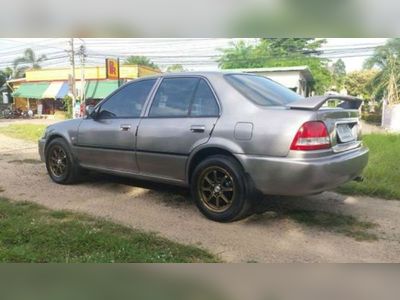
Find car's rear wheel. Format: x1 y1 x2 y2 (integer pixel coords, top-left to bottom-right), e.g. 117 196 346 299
45 138 80 184
191 155 254 222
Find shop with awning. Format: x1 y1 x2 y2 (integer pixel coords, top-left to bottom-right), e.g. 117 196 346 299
12 81 69 114
11 80 121 114
41 82 69 114
6 64 160 117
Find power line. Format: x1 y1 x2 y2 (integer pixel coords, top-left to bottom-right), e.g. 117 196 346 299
0 38 388 70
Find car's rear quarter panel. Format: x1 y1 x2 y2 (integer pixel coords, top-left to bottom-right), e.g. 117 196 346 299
209 74 317 157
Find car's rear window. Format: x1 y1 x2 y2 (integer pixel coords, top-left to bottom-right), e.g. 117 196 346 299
225 74 303 106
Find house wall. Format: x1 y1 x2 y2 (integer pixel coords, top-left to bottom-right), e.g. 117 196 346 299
259 71 302 90
25 65 160 82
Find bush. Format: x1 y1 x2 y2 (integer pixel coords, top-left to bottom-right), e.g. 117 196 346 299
362 113 382 124
62 96 73 119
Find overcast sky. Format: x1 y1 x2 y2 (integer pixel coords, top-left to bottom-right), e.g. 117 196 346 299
322 38 387 71
0 38 388 72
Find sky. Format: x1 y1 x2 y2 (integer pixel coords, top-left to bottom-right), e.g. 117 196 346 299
322 38 387 71
0 38 388 72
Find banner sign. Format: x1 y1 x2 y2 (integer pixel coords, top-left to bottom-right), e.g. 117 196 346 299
106 58 119 80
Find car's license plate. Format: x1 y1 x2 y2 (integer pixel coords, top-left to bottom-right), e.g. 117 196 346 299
337 124 355 143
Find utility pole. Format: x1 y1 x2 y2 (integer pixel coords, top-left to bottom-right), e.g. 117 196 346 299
68 38 77 118
78 42 87 107
117 57 121 87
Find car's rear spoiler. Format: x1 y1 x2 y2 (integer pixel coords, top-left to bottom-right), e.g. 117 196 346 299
287 95 363 111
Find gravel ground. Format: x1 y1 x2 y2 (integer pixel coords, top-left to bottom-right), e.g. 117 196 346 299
0 123 400 262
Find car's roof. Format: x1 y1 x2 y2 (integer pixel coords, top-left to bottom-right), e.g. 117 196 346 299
138 71 246 81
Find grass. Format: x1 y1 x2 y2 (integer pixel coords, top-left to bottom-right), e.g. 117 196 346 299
0 197 219 263
286 210 378 241
337 133 400 200
0 124 46 142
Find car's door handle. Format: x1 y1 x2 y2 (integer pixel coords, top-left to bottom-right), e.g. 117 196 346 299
120 124 131 131
190 125 206 133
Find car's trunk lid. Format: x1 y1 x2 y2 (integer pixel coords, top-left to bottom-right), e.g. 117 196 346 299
288 95 363 153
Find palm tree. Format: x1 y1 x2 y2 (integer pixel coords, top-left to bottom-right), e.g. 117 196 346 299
12 48 47 78
364 39 400 105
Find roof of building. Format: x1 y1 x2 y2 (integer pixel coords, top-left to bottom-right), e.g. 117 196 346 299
5 78 26 84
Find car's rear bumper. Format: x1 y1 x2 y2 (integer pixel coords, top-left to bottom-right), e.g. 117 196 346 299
236 147 369 196
38 138 46 162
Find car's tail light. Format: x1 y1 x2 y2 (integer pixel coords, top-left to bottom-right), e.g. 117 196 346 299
290 121 331 151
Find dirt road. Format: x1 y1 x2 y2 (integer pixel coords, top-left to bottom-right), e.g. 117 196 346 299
1 131 400 262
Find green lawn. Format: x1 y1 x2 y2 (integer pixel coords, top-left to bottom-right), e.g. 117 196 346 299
337 133 400 200
0 197 219 263
0 124 47 142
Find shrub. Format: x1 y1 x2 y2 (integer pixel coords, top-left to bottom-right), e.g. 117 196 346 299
362 113 382 124
62 96 73 119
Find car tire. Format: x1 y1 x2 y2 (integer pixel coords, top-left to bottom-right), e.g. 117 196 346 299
191 155 254 222
45 137 81 184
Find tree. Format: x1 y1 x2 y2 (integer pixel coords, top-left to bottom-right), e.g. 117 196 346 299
218 38 332 94
364 38 400 105
345 70 377 100
12 48 47 78
217 40 263 69
260 38 325 56
331 59 346 90
0 68 12 87
166 64 185 72
123 56 159 70
62 95 73 119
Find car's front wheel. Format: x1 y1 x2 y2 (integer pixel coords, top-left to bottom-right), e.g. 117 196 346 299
191 155 254 222
45 138 80 184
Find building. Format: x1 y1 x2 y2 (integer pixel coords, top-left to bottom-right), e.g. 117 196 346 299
226 66 314 97
7 65 160 116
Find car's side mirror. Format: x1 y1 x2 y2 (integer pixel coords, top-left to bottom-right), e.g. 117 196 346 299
85 105 96 118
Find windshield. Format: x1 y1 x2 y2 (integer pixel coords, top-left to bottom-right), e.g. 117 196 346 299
225 74 303 106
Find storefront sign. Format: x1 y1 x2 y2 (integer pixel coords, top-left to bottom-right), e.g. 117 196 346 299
106 58 119 80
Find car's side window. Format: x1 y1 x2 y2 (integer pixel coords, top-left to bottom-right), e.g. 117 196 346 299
190 79 219 117
97 79 156 119
149 77 199 117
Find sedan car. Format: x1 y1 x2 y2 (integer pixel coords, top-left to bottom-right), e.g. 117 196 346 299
39 72 368 222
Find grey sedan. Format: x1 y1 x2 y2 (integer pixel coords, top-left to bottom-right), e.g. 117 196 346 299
39 72 368 222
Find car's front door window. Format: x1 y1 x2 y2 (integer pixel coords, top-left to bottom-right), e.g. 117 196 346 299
98 79 157 119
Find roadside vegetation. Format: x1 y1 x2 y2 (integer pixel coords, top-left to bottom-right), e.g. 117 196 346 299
0 124 46 142
0 197 219 263
337 133 400 200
